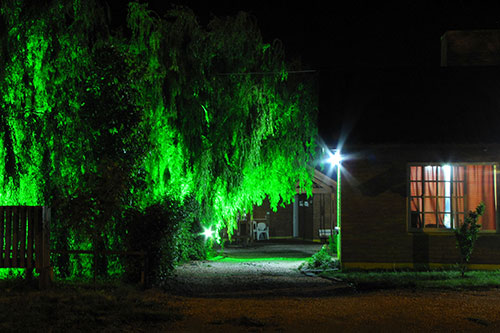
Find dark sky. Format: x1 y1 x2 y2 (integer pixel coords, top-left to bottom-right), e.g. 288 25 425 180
138 0 500 68
118 1 500 145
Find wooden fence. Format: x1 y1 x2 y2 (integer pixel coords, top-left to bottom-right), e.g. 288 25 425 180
0 206 147 288
0 206 52 288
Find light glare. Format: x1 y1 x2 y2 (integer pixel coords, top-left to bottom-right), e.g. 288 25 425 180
328 150 342 166
202 226 214 239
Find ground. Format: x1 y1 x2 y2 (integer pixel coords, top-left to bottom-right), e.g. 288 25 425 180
163 241 341 297
163 241 500 331
166 289 500 332
3 241 500 331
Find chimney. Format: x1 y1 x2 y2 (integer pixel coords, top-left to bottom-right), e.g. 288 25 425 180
441 30 500 66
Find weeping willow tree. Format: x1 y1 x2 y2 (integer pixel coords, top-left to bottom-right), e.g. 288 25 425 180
0 0 147 276
0 0 317 247
127 3 317 237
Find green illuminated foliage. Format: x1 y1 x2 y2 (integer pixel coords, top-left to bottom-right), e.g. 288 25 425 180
0 0 317 279
126 4 317 237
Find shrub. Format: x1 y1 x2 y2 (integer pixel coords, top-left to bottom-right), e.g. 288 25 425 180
328 234 337 256
302 245 339 271
455 203 485 277
123 197 206 287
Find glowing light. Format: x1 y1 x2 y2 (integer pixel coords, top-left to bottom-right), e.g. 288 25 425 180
328 150 342 166
443 165 451 228
336 158 341 262
202 226 214 239
324 148 342 262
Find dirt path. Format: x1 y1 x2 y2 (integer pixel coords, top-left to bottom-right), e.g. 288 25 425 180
162 244 500 331
164 242 339 297
164 258 345 297
163 289 500 332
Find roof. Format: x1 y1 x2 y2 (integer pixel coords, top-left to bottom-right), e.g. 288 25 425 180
296 169 336 194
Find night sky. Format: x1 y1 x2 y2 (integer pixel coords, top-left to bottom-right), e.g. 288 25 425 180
114 1 500 145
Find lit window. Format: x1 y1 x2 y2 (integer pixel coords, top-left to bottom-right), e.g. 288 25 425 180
409 164 497 231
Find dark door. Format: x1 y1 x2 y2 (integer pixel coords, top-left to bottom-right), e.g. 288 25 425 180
298 194 314 240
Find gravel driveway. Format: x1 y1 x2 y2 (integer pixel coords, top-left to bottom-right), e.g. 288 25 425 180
163 242 500 331
165 241 348 297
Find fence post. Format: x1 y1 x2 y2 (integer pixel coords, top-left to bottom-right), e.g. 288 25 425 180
39 206 53 289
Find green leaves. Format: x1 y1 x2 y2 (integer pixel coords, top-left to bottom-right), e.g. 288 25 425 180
455 202 485 277
0 1 317 245
127 6 317 236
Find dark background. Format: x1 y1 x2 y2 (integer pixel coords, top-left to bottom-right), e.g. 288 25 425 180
111 1 500 145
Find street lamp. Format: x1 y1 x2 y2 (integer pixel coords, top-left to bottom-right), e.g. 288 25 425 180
327 149 342 166
328 149 342 262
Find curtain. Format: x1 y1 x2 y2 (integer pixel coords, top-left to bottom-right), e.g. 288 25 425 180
410 166 423 228
466 165 496 230
453 166 465 228
423 166 439 227
410 165 496 230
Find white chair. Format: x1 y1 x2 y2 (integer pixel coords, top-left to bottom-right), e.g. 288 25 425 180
255 222 269 240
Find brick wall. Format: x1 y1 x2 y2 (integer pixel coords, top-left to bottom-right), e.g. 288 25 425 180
253 193 335 240
341 144 500 268
252 197 293 238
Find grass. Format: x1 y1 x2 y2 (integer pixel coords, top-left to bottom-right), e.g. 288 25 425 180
0 277 181 332
321 269 500 291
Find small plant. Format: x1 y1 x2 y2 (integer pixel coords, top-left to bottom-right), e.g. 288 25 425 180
302 245 339 271
455 203 485 277
328 234 337 256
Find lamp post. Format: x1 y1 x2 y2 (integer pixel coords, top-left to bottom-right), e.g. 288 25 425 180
328 150 342 262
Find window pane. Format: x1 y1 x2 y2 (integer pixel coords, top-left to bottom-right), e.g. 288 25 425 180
409 164 496 231
453 166 465 181
466 165 496 231
452 182 464 198
438 213 452 229
453 195 465 215
423 213 437 227
410 166 422 181
410 197 422 212
410 182 422 196
438 165 451 182
424 166 438 181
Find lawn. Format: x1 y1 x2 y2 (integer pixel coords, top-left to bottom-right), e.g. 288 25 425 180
321 269 500 291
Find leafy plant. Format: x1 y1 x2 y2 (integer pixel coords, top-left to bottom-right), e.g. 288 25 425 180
122 197 205 287
328 234 337 256
0 0 317 282
455 203 485 277
302 245 339 271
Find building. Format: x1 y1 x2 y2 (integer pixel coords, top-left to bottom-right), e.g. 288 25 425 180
341 144 500 270
334 30 500 269
252 169 337 242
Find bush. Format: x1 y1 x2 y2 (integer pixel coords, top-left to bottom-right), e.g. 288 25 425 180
123 197 206 287
302 245 339 271
455 203 485 277
328 234 337 256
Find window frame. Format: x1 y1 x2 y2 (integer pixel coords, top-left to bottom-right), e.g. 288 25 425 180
407 162 499 233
